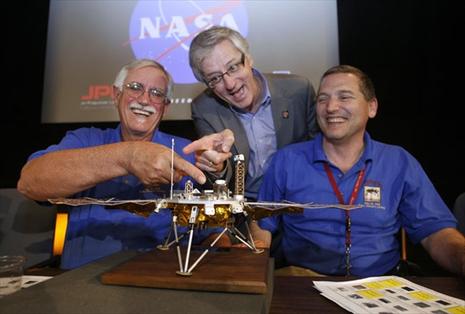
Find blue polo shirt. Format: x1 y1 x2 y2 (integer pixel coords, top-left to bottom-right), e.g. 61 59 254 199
29 125 218 269
258 132 457 277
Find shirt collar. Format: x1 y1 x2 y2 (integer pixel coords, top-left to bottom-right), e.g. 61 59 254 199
117 124 159 142
312 132 374 165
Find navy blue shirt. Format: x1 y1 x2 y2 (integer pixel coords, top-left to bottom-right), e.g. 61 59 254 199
258 132 457 276
29 126 218 269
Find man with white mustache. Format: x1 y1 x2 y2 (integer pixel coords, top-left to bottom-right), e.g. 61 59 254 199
17 59 231 269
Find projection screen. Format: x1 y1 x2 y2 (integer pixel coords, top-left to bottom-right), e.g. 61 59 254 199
42 0 339 122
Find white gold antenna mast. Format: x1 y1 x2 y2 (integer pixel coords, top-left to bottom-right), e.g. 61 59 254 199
170 138 174 199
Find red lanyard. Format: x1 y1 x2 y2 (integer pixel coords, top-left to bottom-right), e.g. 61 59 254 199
324 163 365 275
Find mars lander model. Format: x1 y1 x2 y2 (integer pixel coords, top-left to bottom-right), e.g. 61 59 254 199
50 152 361 276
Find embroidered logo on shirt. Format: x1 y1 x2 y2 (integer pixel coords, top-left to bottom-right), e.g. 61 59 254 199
364 186 381 206
282 110 289 119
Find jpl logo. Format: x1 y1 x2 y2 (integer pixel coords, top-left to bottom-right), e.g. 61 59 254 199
129 0 248 84
81 85 112 101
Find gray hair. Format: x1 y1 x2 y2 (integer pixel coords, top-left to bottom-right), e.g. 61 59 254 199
113 59 174 98
189 26 250 82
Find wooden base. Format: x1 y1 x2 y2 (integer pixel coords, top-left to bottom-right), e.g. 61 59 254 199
100 247 270 294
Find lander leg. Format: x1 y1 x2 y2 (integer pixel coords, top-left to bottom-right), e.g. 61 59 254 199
184 227 228 275
156 217 186 250
161 213 264 276
176 206 199 276
160 153 264 276
228 217 264 254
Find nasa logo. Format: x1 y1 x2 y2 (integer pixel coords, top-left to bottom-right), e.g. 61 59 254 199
129 0 248 84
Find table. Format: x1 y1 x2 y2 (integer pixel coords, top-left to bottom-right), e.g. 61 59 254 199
0 251 463 314
270 275 465 314
0 251 273 314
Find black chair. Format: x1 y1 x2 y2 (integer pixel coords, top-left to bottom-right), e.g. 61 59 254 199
453 192 465 235
0 189 61 268
389 228 424 276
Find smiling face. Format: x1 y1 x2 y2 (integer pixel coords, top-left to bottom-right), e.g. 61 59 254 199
316 72 378 145
113 66 169 141
200 40 260 112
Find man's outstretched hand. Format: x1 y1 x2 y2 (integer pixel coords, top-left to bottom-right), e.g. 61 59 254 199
183 129 235 173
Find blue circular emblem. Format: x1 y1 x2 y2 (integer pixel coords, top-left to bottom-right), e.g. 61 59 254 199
129 0 248 84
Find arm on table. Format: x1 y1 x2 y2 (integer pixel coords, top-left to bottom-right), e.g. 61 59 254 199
421 227 465 277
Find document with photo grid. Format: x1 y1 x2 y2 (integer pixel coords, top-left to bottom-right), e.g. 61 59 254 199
313 276 465 314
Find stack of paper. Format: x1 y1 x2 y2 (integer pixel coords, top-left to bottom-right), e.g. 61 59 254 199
313 276 464 314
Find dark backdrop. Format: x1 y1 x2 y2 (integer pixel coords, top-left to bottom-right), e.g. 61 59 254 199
337 0 464 210
3 0 464 211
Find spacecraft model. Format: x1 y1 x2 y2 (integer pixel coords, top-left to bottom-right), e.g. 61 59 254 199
50 149 363 276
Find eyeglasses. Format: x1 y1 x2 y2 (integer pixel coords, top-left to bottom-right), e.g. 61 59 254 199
205 53 245 88
124 81 170 104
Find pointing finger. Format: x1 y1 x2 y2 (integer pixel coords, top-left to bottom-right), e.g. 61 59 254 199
219 129 235 152
183 129 235 155
173 155 206 184
182 137 208 154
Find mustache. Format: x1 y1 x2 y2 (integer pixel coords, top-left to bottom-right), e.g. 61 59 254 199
129 102 157 114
